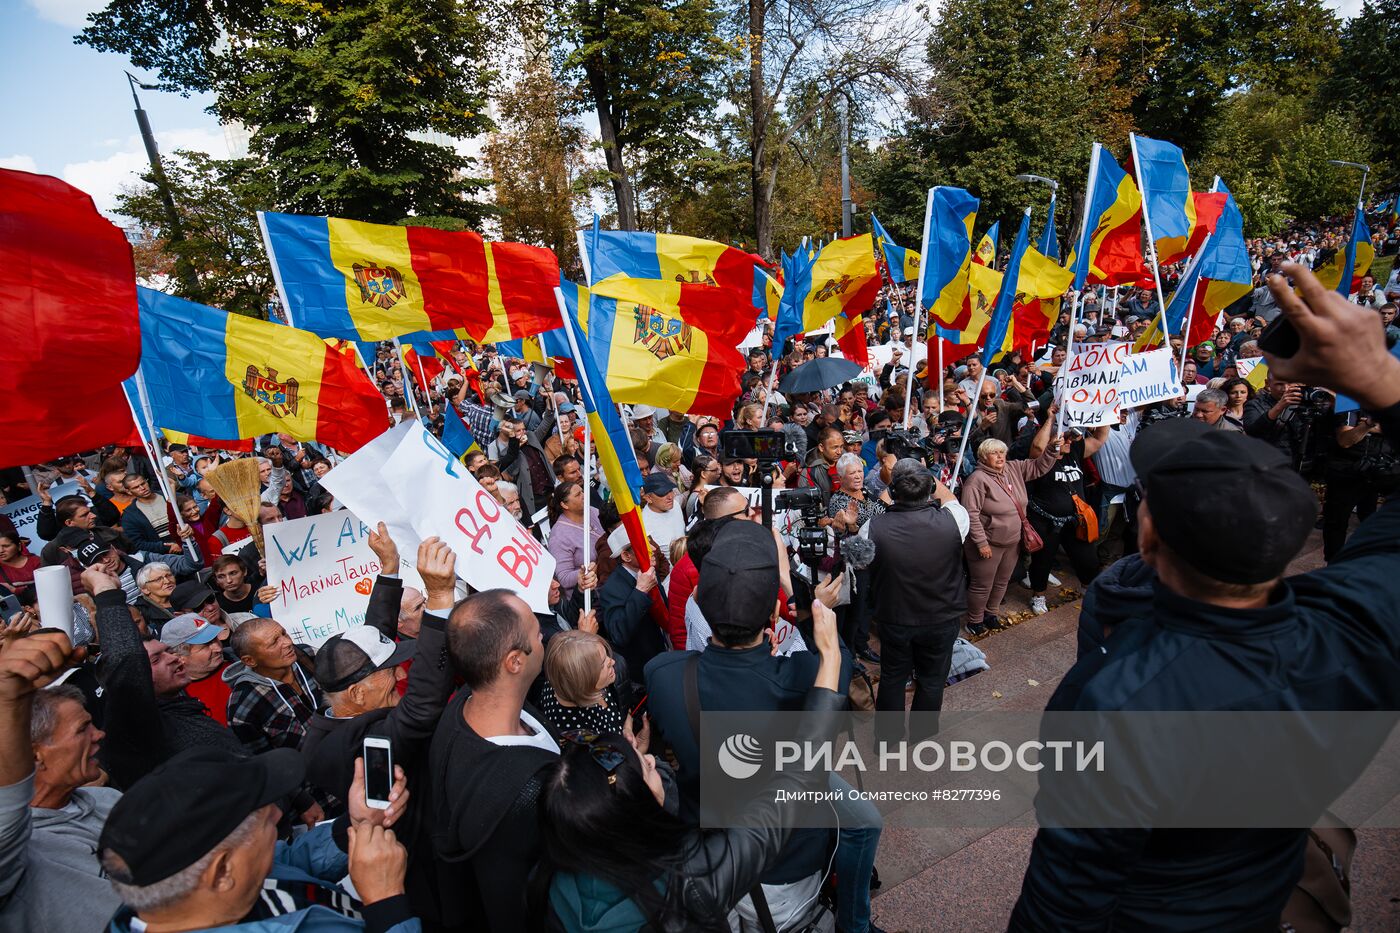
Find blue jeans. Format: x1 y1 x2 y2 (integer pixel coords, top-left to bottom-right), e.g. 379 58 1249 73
830 774 882 933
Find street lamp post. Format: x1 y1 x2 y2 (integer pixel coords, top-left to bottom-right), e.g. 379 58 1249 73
126 72 199 294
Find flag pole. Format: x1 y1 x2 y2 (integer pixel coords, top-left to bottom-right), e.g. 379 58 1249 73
907 186 938 428
391 338 421 419
1128 133 1173 351
126 375 196 559
554 287 594 615
1175 174 1223 386
257 210 295 328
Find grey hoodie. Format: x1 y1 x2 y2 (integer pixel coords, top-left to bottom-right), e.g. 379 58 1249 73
0 772 122 933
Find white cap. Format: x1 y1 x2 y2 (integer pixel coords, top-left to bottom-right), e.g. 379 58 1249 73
630 404 657 420
607 524 632 558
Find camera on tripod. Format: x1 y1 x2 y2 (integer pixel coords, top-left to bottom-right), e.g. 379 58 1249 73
774 487 827 569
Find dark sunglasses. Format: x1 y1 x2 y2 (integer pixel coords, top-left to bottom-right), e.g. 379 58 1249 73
560 730 627 784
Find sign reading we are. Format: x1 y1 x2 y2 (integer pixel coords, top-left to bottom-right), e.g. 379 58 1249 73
265 512 382 647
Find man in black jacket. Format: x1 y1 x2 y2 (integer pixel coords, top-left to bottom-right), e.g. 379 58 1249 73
866 459 970 742
1012 264 1400 931
428 587 558 932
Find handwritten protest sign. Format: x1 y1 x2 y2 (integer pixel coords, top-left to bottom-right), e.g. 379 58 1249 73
1 496 48 553
1060 342 1130 429
265 512 381 647
1116 348 1180 409
380 422 554 612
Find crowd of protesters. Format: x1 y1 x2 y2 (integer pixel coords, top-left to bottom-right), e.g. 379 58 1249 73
0 249 1397 933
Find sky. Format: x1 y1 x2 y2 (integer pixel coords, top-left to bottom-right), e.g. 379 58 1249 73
2 0 1368 222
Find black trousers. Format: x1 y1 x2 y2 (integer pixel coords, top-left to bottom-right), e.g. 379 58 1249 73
1322 472 1394 561
1026 510 1102 593
875 619 960 742
838 566 873 654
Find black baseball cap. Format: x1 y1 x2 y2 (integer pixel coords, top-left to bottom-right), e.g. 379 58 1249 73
314 625 414 692
74 536 111 567
1130 419 1317 584
171 579 217 612
98 747 304 886
696 521 780 631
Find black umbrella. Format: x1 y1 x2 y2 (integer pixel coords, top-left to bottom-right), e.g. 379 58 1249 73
778 357 864 394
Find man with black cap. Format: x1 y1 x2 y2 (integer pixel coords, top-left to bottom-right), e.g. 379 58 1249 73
99 746 415 933
1012 264 1400 931
645 522 884 933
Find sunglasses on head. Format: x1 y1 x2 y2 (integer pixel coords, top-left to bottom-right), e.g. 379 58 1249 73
560 730 627 784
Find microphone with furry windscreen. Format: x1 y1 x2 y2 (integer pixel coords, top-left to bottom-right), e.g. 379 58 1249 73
839 533 875 570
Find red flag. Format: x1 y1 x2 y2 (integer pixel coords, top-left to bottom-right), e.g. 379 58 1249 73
1182 192 1228 260
0 170 140 467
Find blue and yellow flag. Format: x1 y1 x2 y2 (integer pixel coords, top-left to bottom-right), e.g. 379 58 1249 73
1069 143 1143 289
1130 135 1197 266
1038 195 1059 262
558 281 651 570
983 210 1033 367
1315 208 1375 298
872 213 920 284
441 404 482 461
774 234 881 348
916 187 980 329
135 287 387 452
260 211 560 342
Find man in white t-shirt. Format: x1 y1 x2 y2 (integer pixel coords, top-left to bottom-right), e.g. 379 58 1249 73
639 472 686 554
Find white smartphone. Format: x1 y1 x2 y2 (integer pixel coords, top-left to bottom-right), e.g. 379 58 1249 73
363 736 393 810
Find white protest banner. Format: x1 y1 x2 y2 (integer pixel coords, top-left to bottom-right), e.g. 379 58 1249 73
1 496 48 553
320 423 424 559
1060 342 1130 429
380 422 555 612
265 512 382 647
1116 348 1181 409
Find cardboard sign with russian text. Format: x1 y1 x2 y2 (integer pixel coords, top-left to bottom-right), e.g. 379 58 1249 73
264 511 382 647
1060 342 1130 429
380 422 554 612
1116 348 1180 410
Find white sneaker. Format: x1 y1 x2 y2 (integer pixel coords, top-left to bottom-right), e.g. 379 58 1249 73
1047 572 1062 586
1030 596 1049 615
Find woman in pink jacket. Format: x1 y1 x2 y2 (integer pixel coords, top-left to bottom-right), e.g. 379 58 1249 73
958 421 1061 635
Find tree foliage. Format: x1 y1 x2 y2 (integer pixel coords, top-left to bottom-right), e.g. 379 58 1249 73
482 56 597 272
1320 0 1400 190
83 0 497 225
114 150 275 317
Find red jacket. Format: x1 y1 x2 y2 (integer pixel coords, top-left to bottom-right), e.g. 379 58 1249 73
664 554 699 649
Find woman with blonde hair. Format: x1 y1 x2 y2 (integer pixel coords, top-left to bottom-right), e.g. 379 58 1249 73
957 420 1061 635
538 629 627 734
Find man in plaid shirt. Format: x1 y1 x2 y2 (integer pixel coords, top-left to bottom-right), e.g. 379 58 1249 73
457 393 496 440
224 617 326 755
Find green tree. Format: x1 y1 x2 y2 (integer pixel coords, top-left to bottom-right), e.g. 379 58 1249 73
483 56 597 271
1320 0 1400 189
115 150 275 317
82 0 496 225
558 0 730 230
1270 113 1377 220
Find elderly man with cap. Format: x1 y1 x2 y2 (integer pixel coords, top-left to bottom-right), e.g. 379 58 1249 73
1012 264 1400 931
509 388 541 433
596 525 669 690
303 538 456 820
0 630 122 932
99 746 415 933
639 471 686 554
162 613 233 726
628 404 668 447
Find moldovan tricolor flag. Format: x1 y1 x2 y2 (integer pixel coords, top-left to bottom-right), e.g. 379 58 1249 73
558 281 651 570
1314 209 1374 298
260 212 561 342
1067 143 1143 289
1129 134 1198 266
872 213 921 284
916 187 980 329
774 234 881 348
135 287 388 452
0 169 141 467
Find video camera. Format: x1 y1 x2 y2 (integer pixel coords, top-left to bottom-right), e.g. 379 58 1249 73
719 429 797 463
774 487 827 571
